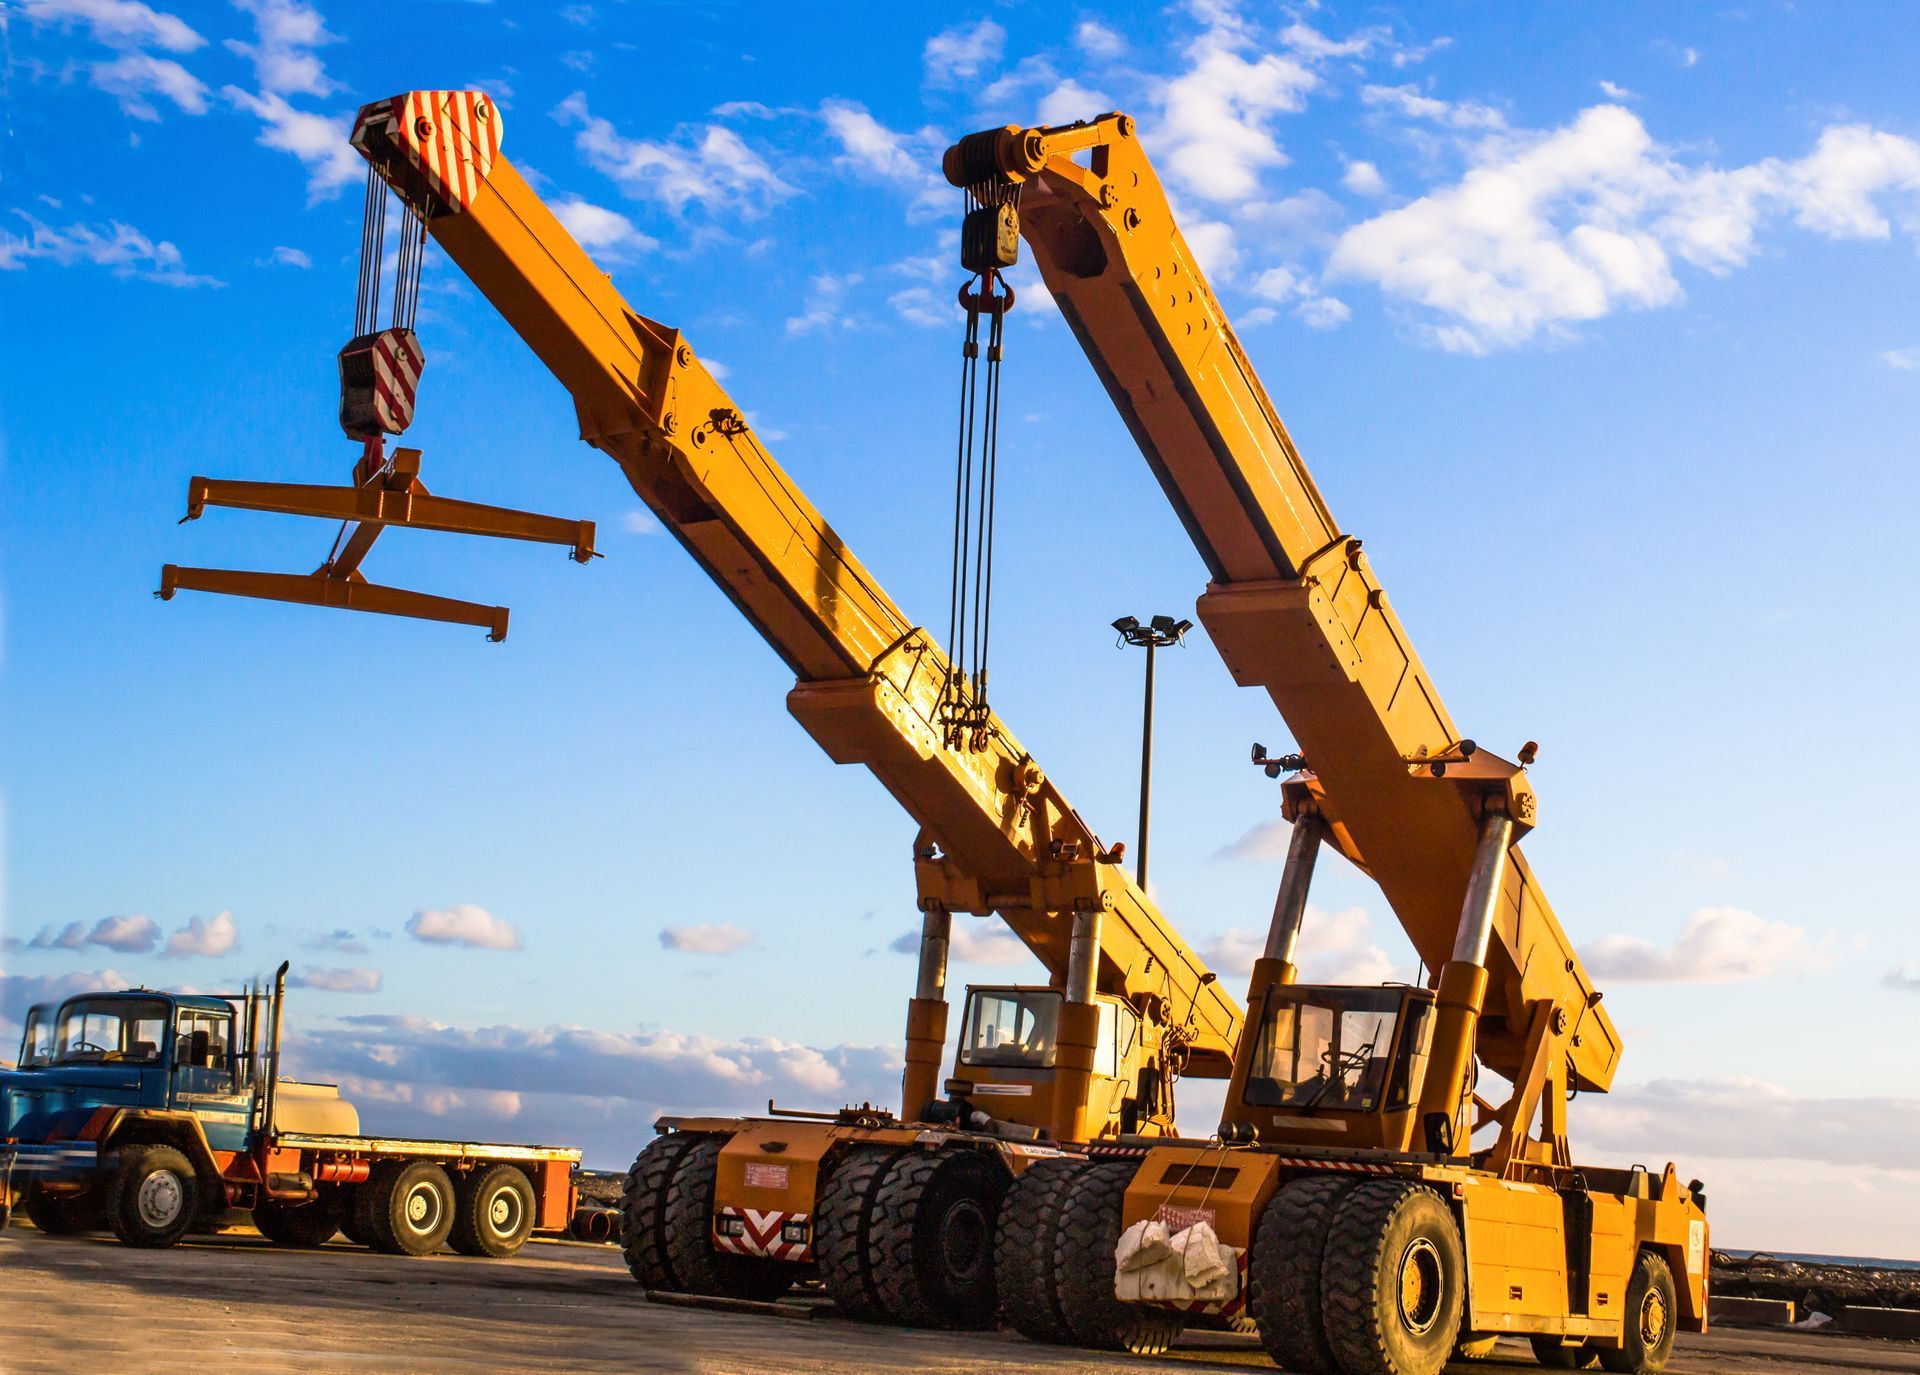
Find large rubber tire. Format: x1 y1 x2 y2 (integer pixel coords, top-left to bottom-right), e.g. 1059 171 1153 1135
1532 1337 1601 1369
663 1134 795 1301
621 1133 697 1289
449 1164 537 1258
365 1160 456 1256
868 1148 1010 1329
339 1195 372 1247
993 1157 1083 1343
254 1197 339 1248
814 1146 901 1321
1249 1174 1359 1375
1322 1181 1466 1375
107 1144 199 1249
1598 1251 1678 1374
1053 1159 1185 1355
25 1186 103 1236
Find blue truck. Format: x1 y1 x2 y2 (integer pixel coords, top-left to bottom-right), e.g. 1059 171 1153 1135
2 962 579 1254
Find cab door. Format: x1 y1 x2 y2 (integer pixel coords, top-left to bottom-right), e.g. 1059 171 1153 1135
170 1008 253 1150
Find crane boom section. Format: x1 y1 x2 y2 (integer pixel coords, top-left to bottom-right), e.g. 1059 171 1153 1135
350 92 1239 1074
956 116 1619 1091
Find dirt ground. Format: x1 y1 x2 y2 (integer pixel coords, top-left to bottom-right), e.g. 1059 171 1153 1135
3 1225 1916 1375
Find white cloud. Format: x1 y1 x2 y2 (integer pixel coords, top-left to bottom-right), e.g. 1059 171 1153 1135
22 919 155 953
19 0 203 52
225 0 336 99
556 93 795 218
0 211 221 286
1342 159 1387 196
658 922 754 955
1329 107 1920 352
1244 262 1349 329
1599 80 1636 101
89 52 207 119
1154 11 1317 203
1296 295 1352 328
818 101 945 219
223 89 361 202
163 910 238 959
1074 20 1125 60
1582 906 1811 983
1201 905 1396 984
1 968 136 1024
888 923 1029 968
889 286 950 328
289 966 382 992
622 509 661 535
305 928 366 953
551 195 659 260
1360 82 1506 131
1882 966 1920 992
261 244 310 268
1181 215 1242 280
1879 346 1920 371
407 904 522 951
1280 20 1390 62
1038 79 1112 130
924 18 1004 84
785 272 860 336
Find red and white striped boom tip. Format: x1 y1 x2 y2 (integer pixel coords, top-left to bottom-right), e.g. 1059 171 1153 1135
351 90 503 215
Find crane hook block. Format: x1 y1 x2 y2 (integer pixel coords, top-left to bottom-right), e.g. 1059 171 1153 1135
961 203 1020 274
338 327 423 440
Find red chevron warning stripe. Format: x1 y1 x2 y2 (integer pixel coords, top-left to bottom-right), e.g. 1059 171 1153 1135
712 1207 812 1263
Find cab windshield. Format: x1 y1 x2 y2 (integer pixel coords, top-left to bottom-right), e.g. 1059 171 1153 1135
1244 988 1428 1114
959 989 1061 1069
53 998 170 1065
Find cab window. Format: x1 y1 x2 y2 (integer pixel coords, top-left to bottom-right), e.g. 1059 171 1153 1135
19 1005 54 1068
1243 987 1407 1113
959 990 1061 1069
53 998 170 1065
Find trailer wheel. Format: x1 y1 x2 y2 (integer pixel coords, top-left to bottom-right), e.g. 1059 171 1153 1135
1597 1251 1677 1374
867 1148 1009 1329
622 1133 697 1289
107 1144 200 1249
1322 1181 1465 1375
814 1146 901 1321
1053 1159 1185 1354
365 1160 456 1256
25 1185 103 1236
663 1134 795 1300
993 1157 1082 1343
1249 1174 1359 1374
339 1194 372 1247
449 1164 536 1258
1531 1337 1600 1368
254 1198 339 1248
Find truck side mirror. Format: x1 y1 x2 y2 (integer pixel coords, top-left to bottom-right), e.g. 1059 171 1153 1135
187 1028 213 1068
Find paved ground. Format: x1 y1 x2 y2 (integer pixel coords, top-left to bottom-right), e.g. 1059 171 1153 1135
3 1225 1916 1375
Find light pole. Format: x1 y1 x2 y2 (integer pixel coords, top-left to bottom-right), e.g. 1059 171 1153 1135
1112 614 1191 891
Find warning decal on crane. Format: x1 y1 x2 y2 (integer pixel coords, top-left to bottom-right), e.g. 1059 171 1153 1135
351 90 502 215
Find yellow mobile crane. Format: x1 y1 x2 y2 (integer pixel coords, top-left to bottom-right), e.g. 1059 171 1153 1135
159 91 1240 1327
943 117 1707 1374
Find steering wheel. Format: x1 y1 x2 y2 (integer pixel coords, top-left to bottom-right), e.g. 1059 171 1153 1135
68 1039 108 1054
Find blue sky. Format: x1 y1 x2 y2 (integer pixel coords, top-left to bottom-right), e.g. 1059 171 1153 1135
4 0 1918 1257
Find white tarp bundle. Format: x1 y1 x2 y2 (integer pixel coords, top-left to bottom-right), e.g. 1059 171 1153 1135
1113 1217 1240 1303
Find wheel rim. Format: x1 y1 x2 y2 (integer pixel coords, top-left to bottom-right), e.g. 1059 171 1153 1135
403 1181 444 1235
137 1171 184 1231
1396 1236 1444 1337
939 1197 989 1281
1639 1286 1669 1346
486 1184 525 1239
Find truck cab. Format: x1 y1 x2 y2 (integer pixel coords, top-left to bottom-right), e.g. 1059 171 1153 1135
947 984 1166 1140
3 991 260 1153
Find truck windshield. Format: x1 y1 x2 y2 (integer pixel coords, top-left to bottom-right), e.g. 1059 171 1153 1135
1243 987 1412 1113
53 998 171 1065
959 989 1061 1069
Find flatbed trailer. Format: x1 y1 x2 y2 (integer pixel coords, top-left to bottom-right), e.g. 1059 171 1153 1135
2 962 579 1256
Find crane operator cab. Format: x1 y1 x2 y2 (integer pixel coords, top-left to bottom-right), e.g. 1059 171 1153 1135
1231 983 1439 1153
935 985 1167 1141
